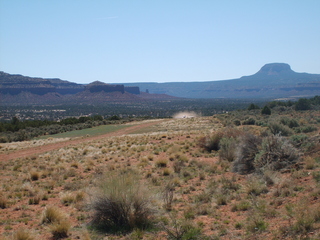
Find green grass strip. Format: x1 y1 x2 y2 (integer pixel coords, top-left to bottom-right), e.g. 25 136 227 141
37 124 131 139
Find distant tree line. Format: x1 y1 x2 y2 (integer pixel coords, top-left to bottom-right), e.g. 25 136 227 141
247 95 320 114
0 115 127 143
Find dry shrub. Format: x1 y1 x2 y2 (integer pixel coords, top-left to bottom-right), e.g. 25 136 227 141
49 219 71 239
155 158 168 168
60 192 76 206
0 195 7 209
199 128 244 153
89 172 156 232
40 206 65 224
254 135 300 172
29 171 40 181
219 137 238 162
285 199 319 235
232 134 262 174
40 206 71 239
198 131 224 152
245 177 268 196
12 228 34 240
233 134 300 174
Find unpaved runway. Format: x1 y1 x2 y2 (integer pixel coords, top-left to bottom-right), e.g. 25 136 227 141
0 120 164 161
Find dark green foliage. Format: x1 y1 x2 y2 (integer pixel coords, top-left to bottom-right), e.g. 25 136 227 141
295 125 318 133
108 115 121 120
290 134 308 148
280 117 299 128
233 119 241 126
261 106 271 115
295 98 311 110
242 118 255 125
248 103 260 110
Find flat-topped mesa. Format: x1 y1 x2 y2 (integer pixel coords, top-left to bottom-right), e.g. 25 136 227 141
124 86 140 94
256 63 294 76
85 81 125 93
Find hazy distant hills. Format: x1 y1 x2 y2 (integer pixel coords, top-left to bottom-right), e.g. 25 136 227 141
0 72 176 106
1 63 320 105
123 63 320 99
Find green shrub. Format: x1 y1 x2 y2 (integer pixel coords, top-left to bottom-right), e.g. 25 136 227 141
90 172 156 233
268 122 293 136
162 217 204 240
295 125 318 133
295 98 311 110
242 118 256 125
280 117 299 128
254 135 300 172
261 106 271 115
290 134 308 148
248 103 260 110
246 214 268 233
219 137 238 162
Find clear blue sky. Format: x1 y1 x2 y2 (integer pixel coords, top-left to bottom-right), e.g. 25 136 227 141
1 0 319 83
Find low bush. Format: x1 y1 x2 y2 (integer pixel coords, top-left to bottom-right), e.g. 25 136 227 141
295 125 318 133
254 135 300 172
232 134 300 174
198 131 224 152
89 172 156 233
232 134 262 174
219 137 238 162
280 117 299 128
268 122 293 136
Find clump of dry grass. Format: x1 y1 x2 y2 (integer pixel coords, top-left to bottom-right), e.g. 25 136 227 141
39 205 71 238
89 171 157 232
49 219 71 239
0 194 7 209
155 158 168 168
40 206 66 224
11 228 34 240
29 170 40 181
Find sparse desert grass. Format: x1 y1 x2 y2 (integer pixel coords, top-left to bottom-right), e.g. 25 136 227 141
1 115 320 239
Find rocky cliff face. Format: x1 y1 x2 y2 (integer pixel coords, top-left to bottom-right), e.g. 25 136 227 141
85 81 125 94
124 86 140 94
0 73 141 96
0 71 84 95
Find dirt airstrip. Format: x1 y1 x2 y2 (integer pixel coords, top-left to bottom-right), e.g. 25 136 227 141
0 119 165 162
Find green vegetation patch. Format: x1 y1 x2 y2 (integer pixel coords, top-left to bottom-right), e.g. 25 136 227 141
37 124 131 139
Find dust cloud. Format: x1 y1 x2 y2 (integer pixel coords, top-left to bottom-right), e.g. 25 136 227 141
172 111 198 119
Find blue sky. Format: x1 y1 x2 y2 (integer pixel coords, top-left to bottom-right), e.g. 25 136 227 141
1 0 319 83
